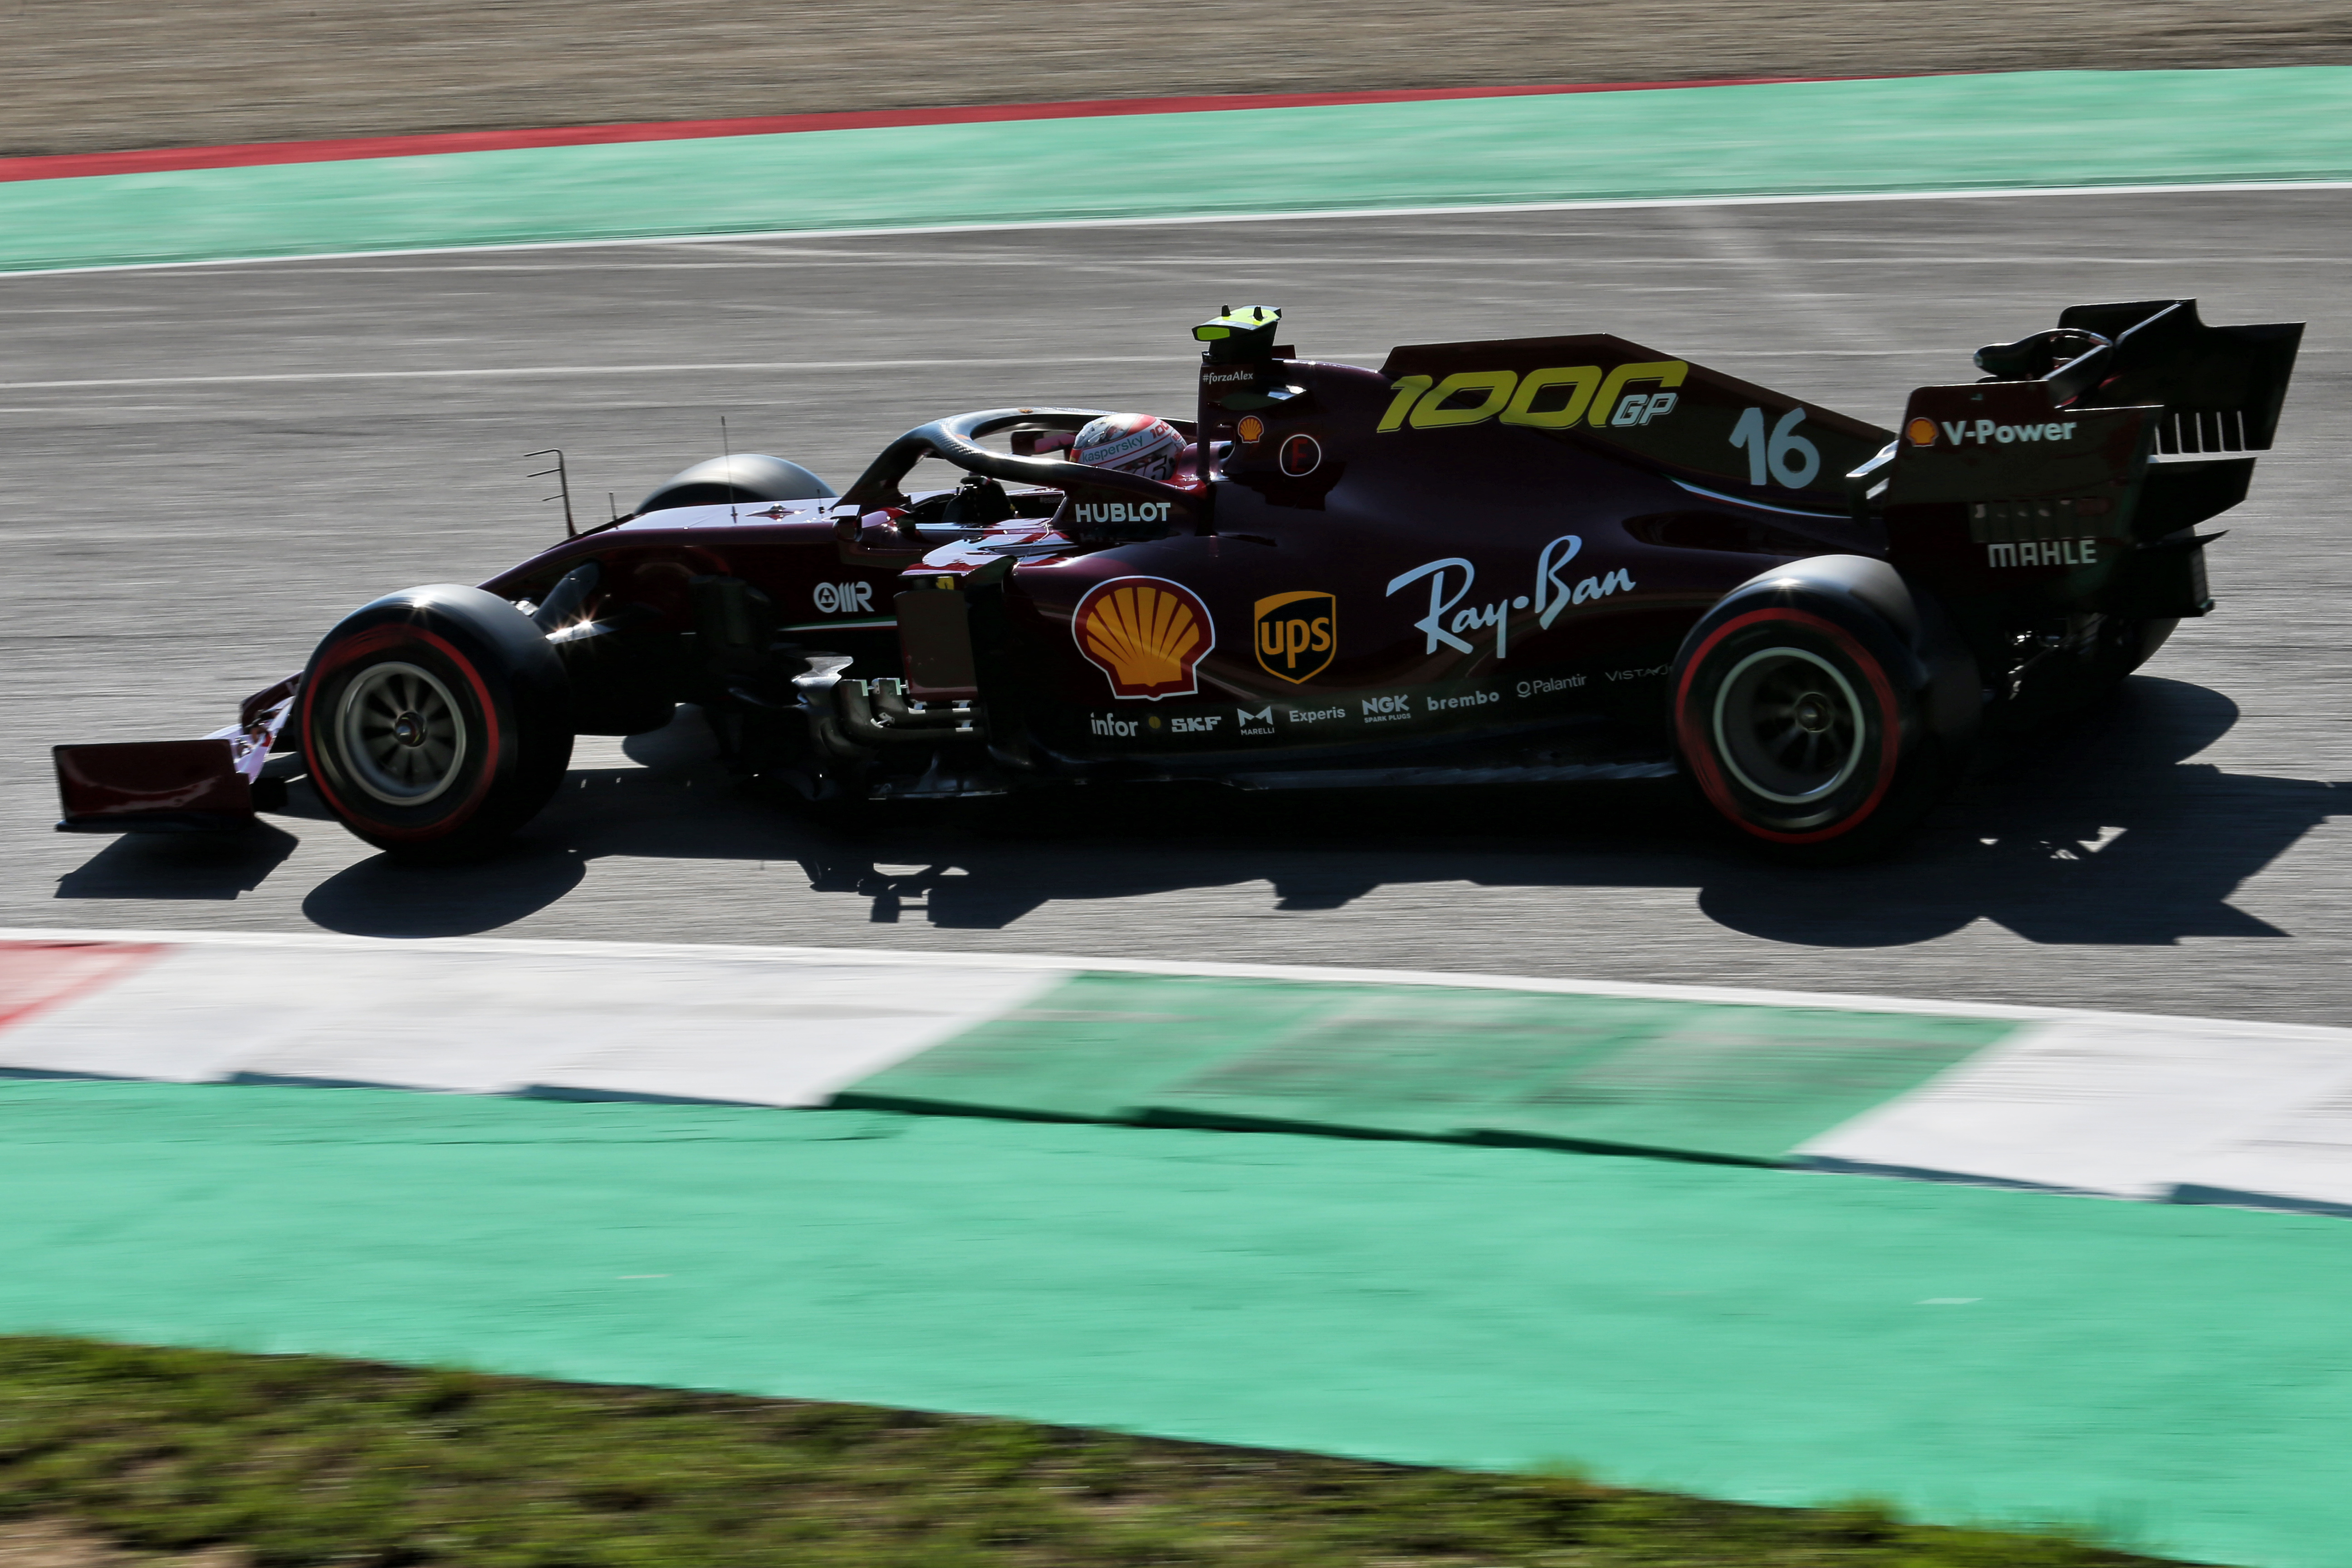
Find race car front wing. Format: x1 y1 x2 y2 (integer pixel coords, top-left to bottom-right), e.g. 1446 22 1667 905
53 676 297 833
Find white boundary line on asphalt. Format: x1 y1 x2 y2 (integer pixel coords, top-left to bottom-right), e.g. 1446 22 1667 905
5 925 2342 1037
0 355 1176 392
5 178 2350 279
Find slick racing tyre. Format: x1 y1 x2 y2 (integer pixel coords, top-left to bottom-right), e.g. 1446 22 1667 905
299 584 573 862
1672 557 1976 864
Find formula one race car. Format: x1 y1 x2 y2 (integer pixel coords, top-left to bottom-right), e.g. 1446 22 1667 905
55 299 2299 863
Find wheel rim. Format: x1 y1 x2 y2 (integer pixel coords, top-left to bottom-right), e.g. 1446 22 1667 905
1712 646 1865 806
336 660 469 806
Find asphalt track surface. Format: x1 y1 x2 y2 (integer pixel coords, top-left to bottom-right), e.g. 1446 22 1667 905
4 188 2347 1024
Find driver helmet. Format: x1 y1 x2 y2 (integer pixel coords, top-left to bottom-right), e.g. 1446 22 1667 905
1072 413 1185 482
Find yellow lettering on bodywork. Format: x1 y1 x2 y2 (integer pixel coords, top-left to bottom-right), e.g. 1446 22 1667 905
1500 366 1602 429
1377 375 1434 432
1588 360 1689 428
1408 370 1519 429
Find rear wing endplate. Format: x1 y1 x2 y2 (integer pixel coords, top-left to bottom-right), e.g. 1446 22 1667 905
1858 299 2301 619
2056 298 2302 455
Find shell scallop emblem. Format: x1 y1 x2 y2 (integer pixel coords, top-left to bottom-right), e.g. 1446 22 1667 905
1904 416 1939 446
1072 576 1216 700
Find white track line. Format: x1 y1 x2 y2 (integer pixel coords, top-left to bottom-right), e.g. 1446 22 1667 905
0 936 1059 1103
0 355 1181 392
3 925 2335 1032
1798 1019 2352 1200
6 178 2348 279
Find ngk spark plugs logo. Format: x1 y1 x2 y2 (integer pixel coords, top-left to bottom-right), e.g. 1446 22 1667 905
1252 590 1336 684
1072 576 1215 700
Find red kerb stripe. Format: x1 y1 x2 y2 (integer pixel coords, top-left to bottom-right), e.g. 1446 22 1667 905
0 941 167 1034
0 74 1883 185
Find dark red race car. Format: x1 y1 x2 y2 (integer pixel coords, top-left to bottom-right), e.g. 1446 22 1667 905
56 300 2299 863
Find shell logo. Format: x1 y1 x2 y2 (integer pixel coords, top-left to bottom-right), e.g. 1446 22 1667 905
1904 416 1939 447
1072 576 1216 700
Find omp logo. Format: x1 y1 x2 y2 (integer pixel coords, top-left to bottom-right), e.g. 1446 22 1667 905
1989 539 2102 568
1362 695 1411 722
1074 500 1177 526
1253 590 1337 684
1929 418 2081 447
812 581 874 614
1377 361 1686 434
1072 576 1215 701
1171 715 1222 734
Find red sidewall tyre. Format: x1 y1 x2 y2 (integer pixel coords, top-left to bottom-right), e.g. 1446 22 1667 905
1674 600 1959 862
299 585 573 861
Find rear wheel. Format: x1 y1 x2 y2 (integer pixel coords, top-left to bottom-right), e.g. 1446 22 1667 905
299 585 573 862
2004 613 2180 723
2073 612 2180 698
2122 615 2179 674
1675 607 1956 863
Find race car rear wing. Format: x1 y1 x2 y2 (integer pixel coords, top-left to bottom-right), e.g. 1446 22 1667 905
1857 299 2302 621
2048 298 2301 454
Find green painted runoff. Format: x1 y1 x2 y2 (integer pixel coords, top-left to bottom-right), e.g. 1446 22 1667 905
4 1078 2349 1568
4 68 2350 272
838 971 2011 1160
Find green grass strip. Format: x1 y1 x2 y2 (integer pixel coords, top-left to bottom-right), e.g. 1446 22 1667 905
0 1335 2170 1568
837 971 2011 1161
5 1079 2352 1565
4 68 2350 273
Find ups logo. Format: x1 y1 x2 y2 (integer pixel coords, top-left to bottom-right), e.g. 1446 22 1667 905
1254 591 1337 684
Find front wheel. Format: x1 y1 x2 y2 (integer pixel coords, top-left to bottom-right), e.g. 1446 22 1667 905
1673 564 1975 863
299 584 573 862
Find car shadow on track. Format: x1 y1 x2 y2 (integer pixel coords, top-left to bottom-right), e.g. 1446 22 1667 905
52 820 304 904
1706 676 2349 946
52 676 2348 949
